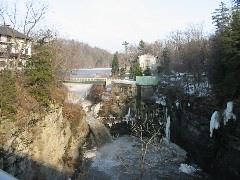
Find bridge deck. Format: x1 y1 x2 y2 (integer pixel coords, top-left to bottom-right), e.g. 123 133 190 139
64 77 113 85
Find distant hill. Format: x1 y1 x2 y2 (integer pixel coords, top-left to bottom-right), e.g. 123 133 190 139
55 39 113 69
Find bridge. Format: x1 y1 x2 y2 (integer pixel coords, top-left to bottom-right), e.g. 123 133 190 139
64 77 113 86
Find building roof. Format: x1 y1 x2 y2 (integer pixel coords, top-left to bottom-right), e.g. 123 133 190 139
112 79 136 85
0 25 28 39
138 54 156 59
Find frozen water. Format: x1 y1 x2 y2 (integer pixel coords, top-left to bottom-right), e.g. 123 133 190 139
88 136 210 180
210 111 221 138
166 116 171 142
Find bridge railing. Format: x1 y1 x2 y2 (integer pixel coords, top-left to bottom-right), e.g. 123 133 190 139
64 77 114 81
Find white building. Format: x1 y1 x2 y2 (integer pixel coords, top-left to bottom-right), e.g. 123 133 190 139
0 25 31 70
138 54 157 71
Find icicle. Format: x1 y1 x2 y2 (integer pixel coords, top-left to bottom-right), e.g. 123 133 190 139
210 111 221 138
125 107 131 121
165 116 171 142
175 101 180 109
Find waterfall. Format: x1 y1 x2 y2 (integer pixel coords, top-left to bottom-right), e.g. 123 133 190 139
87 114 112 147
65 83 111 147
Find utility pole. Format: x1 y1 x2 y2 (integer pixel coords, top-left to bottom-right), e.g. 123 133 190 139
122 41 129 62
122 41 129 74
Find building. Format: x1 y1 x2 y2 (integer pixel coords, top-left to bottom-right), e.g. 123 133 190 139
136 76 159 101
0 25 31 70
138 54 157 71
112 79 137 97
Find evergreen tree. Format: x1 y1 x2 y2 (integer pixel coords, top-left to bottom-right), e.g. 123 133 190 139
210 2 240 100
138 40 145 55
129 58 142 80
162 47 170 74
25 44 54 106
143 66 152 76
134 62 143 77
120 67 126 78
111 52 119 76
212 2 230 33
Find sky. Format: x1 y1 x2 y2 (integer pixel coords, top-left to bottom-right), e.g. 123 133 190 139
2 0 225 53
45 0 226 52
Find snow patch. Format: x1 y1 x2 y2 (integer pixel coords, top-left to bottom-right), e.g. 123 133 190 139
83 148 97 159
179 163 198 174
112 79 136 85
156 96 167 106
210 111 221 138
91 103 102 118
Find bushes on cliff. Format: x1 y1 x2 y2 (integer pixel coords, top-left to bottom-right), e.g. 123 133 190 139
24 44 54 106
0 71 17 120
87 85 104 104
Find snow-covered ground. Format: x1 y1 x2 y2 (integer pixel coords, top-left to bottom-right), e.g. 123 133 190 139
159 73 211 97
112 79 136 85
87 136 209 180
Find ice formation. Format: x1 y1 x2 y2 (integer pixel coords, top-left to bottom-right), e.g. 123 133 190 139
175 101 180 109
223 101 236 126
124 107 131 122
210 111 221 138
165 116 171 142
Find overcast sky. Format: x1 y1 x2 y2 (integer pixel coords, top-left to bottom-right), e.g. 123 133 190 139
5 0 225 52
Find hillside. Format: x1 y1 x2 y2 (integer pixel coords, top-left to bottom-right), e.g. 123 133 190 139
55 39 113 69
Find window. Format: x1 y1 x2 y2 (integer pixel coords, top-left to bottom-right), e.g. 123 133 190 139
9 61 14 68
0 34 2 41
7 36 11 42
18 61 23 67
0 61 6 67
25 48 28 55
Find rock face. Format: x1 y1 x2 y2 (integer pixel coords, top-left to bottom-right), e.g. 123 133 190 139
170 97 240 180
0 104 89 180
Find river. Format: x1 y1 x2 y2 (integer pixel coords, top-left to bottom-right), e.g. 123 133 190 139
65 83 213 180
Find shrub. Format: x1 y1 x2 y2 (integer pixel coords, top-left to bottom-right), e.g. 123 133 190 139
0 71 17 120
24 44 54 106
86 85 104 104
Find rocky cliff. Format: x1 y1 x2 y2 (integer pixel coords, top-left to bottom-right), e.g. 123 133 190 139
169 96 240 180
0 103 89 180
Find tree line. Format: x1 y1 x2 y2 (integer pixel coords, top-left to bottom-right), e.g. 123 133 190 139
54 39 112 69
111 1 240 103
